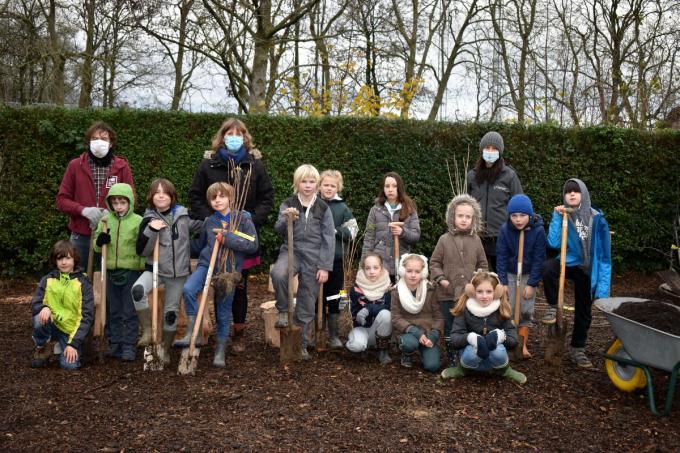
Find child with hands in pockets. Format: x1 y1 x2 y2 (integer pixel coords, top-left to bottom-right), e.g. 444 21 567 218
346 253 393 364
391 254 443 372
441 270 526 384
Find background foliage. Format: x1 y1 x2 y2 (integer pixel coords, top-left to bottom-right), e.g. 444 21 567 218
1 106 679 277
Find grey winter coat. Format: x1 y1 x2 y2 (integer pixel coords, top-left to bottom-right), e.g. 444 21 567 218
430 194 488 302
136 205 203 278
361 201 420 276
274 195 335 272
467 164 522 237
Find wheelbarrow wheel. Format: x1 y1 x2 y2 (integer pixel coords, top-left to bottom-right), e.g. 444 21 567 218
605 338 647 392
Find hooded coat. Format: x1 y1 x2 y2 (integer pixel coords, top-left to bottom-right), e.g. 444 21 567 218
430 194 488 302
546 178 611 299
93 183 144 271
496 213 546 287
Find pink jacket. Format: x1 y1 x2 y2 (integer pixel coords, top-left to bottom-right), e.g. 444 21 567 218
56 152 135 235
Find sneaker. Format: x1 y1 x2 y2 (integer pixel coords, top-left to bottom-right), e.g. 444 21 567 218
570 347 593 368
120 344 136 362
31 342 53 368
400 352 414 368
274 312 289 329
541 306 557 325
105 343 122 359
441 365 465 380
301 346 311 361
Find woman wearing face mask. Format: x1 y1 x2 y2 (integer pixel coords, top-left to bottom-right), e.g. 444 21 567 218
57 121 135 272
467 131 523 271
188 118 274 353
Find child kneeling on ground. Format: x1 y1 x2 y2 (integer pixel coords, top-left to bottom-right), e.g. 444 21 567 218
346 253 392 364
31 240 94 370
391 254 443 372
441 270 526 384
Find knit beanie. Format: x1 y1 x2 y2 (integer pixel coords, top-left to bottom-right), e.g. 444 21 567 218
507 194 534 216
479 131 504 154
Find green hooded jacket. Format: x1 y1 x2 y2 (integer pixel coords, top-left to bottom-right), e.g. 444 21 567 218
93 183 144 270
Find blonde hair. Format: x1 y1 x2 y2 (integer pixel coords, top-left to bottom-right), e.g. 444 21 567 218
452 271 511 319
320 169 344 193
292 164 320 193
206 182 235 203
211 118 253 152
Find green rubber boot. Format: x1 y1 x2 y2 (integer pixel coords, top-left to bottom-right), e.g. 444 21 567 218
440 364 466 380
499 365 527 384
213 338 228 367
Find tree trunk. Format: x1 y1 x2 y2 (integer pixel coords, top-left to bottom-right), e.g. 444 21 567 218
47 0 65 105
78 0 95 107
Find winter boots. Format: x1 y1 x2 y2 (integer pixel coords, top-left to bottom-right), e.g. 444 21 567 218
160 330 175 365
327 313 343 349
376 333 392 365
231 323 246 353
400 351 416 368
213 338 228 367
517 326 531 358
136 307 153 347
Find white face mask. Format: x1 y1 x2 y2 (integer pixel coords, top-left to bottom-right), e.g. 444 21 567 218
90 139 110 158
482 150 499 164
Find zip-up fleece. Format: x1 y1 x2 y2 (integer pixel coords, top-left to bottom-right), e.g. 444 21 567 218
430 194 488 301
93 183 144 270
467 164 522 237
361 200 421 276
451 306 518 350
137 205 203 278
31 270 94 348
496 214 546 287
274 195 335 272
198 211 259 271
56 152 135 235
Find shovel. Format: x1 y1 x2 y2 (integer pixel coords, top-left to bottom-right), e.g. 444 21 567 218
144 237 164 371
95 218 108 362
545 208 572 368
279 211 302 364
315 283 327 352
178 230 221 376
511 229 525 362
389 222 404 280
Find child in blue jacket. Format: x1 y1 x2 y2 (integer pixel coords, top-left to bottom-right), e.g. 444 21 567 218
496 194 546 359
541 178 611 369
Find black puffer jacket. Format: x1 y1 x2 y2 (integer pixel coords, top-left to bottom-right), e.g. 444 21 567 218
451 306 518 350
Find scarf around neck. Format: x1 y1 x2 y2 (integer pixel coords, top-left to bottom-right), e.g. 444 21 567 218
218 146 247 164
355 268 391 301
466 298 501 317
397 278 429 314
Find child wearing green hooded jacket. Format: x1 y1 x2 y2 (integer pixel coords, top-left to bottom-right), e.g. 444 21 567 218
93 182 145 361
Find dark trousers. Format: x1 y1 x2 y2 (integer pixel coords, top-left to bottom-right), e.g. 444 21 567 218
542 259 592 348
321 260 344 315
106 270 141 346
481 236 497 272
231 268 250 324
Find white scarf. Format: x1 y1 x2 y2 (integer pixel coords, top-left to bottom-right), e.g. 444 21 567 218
355 268 392 301
466 298 501 317
397 278 429 314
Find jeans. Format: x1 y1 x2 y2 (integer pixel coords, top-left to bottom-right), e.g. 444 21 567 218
32 315 81 370
346 310 392 352
183 264 234 340
460 344 508 372
398 331 441 373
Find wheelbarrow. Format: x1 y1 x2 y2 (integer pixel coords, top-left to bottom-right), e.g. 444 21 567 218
594 297 680 416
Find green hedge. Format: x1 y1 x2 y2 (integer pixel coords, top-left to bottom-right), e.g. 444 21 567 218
1 106 679 277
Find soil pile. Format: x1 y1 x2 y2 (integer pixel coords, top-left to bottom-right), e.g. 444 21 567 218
614 300 680 336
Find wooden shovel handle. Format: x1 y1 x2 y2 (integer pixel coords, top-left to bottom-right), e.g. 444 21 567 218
389 222 404 276
152 236 160 345
189 232 220 354
557 209 569 326
100 218 108 333
514 229 525 326
286 213 295 325
317 283 324 331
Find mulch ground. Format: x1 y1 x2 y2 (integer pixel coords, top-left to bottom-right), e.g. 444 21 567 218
1 272 679 452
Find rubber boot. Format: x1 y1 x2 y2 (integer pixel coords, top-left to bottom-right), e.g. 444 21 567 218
327 313 343 349
136 307 153 347
400 351 416 368
376 333 392 365
231 323 246 353
517 326 531 358
440 364 466 380
301 322 311 361
173 315 195 348
213 338 228 367
275 312 288 328
160 330 175 365
498 365 527 384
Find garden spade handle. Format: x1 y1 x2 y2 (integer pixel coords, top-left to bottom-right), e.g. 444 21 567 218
390 222 404 279
514 229 525 327
152 236 160 346
557 208 572 327
286 212 295 326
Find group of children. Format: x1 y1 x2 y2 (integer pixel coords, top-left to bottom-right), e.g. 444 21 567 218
32 130 612 387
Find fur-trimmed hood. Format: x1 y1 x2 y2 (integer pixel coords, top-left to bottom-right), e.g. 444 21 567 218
446 194 482 235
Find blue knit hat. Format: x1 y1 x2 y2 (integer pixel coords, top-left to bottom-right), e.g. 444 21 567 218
507 194 534 216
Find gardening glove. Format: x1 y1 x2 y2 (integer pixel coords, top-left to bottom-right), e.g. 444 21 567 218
467 332 489 359
82 207 107 229
96 232 111 247
407 325 423 339
355 308 369 326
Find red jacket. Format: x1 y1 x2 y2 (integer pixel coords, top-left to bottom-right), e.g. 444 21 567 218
56 152 135 235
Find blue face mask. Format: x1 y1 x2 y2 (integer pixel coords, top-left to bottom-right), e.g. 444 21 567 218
224 135 244 153
482 150 500 164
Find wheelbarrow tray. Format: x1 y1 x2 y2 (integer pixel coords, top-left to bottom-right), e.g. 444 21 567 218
594 297 680 373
